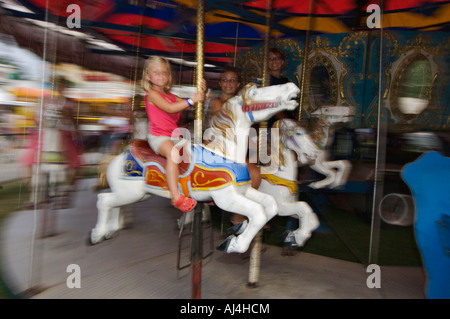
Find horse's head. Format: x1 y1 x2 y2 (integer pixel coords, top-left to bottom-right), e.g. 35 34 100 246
275 119 318 164
311 105 355 125
239 83 300 123
207 83 300 162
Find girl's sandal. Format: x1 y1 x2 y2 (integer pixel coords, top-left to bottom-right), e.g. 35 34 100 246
173 195 197 213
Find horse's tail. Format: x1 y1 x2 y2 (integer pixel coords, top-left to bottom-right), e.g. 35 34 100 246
95 154 117 190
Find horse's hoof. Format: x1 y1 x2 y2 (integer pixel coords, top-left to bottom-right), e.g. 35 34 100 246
216 235 235 252
104 230 119 240
89 229 104 245
308 182 320 189
87 234 96 246
227 220 247 235
293 231 311 247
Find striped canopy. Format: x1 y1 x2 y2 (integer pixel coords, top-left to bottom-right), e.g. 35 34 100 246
7 0 450 64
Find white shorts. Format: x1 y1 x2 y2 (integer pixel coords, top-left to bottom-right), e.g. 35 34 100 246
148 133 185 155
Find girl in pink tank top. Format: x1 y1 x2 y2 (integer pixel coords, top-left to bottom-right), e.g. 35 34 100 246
141 56 206 213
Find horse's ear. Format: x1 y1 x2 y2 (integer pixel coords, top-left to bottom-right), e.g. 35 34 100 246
239 82 257 106
238 82 256 95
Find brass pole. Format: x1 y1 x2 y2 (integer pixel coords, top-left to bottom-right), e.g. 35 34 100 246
298 0 316 121
192 0 205 300
249 0 273 289
258 0 273 162
194 0 205 144
131 22 143 112
261 4 271 88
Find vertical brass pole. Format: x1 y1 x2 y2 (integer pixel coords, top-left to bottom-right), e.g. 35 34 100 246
261 6 271 89
131 22 143 111
257 0 272 161
249 0 272 288
192 0 205 300
298 0 316 121
191 203 203 299
194 0 205 145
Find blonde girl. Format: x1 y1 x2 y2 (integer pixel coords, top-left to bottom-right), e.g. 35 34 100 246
142 56 206 212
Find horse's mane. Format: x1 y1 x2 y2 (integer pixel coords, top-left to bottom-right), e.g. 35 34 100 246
206 95 241 154
206 82 259 147
271 120 287 167
304 117 327 143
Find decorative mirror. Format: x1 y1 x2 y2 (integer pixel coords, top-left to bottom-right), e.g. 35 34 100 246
388 50 438 124
296 36 346 117
301 54 339 113
396 54 432 116
309 63 332 109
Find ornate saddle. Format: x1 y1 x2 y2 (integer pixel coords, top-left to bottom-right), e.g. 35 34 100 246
124 139 251 196
128 139 191 174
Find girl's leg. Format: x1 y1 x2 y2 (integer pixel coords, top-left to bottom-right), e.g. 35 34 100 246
158 140 181 203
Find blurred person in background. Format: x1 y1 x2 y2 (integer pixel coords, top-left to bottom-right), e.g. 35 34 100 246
268 47 290 86
56 77 83 186
267 47 295 127
19 77 82 207
208 65 241 116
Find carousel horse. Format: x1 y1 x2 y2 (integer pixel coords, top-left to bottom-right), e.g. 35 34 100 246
222 118 321 247
300 105 355 189
256 119 320 247
227 107 354 247
90 83 315 254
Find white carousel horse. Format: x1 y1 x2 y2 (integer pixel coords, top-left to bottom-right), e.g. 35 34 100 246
226 119 321 248
189 106 354 250
90 83 312 254
256 119 320 247
300 105 355 189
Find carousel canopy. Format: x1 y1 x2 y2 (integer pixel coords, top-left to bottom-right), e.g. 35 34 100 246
1 0 448 66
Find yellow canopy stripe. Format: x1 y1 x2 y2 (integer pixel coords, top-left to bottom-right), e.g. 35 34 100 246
280 16 350 34
382 4 450 29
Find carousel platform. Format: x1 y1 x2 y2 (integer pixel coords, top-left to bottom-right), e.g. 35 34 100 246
0 178 426 300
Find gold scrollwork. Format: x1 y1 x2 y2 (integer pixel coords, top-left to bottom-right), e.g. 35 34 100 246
400 33 440 56
193 171 227 187
124 160 142 176
146 170 166 186
338 31 367 59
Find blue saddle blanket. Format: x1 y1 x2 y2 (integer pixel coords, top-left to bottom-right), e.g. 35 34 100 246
193 145 251 184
